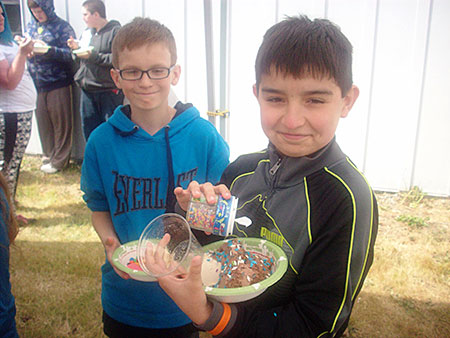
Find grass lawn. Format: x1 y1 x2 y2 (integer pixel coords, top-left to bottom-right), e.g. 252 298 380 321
10 155 450 337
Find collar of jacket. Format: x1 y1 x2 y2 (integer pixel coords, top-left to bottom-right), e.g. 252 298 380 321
267 137 346 186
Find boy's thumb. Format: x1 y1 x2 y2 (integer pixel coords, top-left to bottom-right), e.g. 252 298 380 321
189 256 203 279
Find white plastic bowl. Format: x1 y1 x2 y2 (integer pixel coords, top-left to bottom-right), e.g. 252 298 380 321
33 44 50 54
73 46 93 57
202 238 288 303
112 240 157 282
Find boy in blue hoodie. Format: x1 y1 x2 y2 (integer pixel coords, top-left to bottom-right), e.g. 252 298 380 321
80 17 229 337
26 0 76 174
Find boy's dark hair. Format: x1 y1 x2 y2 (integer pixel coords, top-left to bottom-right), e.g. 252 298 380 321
27 0 39 9
112 17 177 68
255 15 353 96
82 0 106 19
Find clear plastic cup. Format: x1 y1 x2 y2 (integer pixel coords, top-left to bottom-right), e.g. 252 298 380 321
137 213 203 278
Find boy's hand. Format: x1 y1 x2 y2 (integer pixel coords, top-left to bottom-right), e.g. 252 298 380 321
67 36 79 50
156 255 213 325
174 181 231 211
18 37 34 57
143 233 179 277
104 237 130 280
144 234 212 324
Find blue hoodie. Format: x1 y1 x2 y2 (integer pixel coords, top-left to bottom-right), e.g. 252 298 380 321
26 0 76 92
81 103 229 328
0 190 18 338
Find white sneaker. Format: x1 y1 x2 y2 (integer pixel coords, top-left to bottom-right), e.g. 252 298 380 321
40 163 59 174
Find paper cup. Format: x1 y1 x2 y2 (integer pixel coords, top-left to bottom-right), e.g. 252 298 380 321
137 213 203 278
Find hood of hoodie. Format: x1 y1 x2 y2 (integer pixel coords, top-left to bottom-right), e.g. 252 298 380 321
28 0 57 23
95 19 120 34
107 103 201 141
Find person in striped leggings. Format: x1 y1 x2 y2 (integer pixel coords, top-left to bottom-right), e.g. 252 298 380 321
0 1 37 223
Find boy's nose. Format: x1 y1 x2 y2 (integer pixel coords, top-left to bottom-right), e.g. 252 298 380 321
138 72 154 86
283 102 307 129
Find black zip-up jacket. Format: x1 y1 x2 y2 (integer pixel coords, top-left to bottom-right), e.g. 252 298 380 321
74 20 120 92
197 138 378 337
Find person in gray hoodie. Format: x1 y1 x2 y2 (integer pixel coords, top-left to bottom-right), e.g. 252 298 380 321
26 0 76 174
67 0 123 140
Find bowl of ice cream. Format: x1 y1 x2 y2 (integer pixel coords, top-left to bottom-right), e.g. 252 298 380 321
201 238 288 303
112 240 157 282
33 42 50 54
73 46 93 57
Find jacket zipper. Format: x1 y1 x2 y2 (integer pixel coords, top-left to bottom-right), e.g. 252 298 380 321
269 157 282 176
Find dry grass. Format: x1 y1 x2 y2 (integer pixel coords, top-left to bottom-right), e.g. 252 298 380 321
10 155 450 337
349 191 450 337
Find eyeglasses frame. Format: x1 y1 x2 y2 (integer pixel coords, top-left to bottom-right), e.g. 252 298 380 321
116 65 176 81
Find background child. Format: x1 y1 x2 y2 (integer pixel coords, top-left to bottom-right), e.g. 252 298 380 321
152 15 379 338
67 0 124 141
80 17 229 337
26 0 76 174
0 171 19 338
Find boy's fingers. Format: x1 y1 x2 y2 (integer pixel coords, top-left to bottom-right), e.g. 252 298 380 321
145 242 155 266
113 266 130 279
155 234 170 258
215 184 231 200
187 181 202 198
200 183 218 204
188 256 203 282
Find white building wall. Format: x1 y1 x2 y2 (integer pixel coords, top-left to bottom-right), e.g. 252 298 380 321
18 0 449 196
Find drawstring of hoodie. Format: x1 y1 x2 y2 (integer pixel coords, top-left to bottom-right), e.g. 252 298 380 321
115 104 181 212
164 125 176 213
115 124 176 212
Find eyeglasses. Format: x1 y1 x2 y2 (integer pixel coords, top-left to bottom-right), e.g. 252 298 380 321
117 65 175 81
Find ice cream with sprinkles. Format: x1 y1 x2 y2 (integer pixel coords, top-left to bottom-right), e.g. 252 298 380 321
205 238 274 288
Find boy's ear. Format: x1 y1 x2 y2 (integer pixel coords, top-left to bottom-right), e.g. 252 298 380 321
340 85 359 118
110 68 122 89
170 64 181 86
252 84 258 98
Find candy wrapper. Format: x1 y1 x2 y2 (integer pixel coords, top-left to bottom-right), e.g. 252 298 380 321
186 195 238 236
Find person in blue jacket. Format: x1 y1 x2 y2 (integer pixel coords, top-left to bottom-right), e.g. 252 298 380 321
80 17 229 337
26 0 76 174
0 171 19 338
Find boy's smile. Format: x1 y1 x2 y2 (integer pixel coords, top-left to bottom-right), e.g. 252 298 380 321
254 72 359 157
111 42 180 118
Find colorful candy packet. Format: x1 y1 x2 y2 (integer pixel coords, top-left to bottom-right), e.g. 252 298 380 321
186 195 238 236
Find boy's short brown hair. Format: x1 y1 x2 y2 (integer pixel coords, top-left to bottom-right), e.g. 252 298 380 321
255 15 353 96
82 0 106 19
112 17 177 69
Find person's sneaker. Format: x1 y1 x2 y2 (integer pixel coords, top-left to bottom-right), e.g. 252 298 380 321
40 163 59 174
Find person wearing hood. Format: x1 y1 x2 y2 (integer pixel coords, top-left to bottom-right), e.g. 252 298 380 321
26 0 76 174
67 0 124 141
80 17 229 337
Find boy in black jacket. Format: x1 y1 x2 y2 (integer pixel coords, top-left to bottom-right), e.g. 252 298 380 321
67 0 123 140
150 15 379 338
